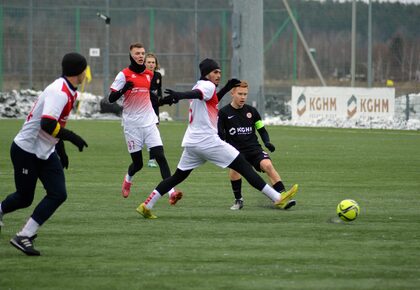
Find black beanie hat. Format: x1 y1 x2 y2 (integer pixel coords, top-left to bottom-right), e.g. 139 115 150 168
62 52 87 76
199 58 220 78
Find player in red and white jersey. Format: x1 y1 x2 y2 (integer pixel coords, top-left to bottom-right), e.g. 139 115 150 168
136 58 299 219
0 53 88 255
109 42 179 201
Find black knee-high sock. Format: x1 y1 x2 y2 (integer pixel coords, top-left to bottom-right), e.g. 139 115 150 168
155 169 192 195
273 181 285 193
231 179 242 200
228 155 266 191
150 146 171 179
128 151 143 176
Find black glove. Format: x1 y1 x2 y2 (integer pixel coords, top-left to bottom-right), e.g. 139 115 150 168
121 81 134 93
57 128 88 152
225 78 241 90
217 78 241 100
55 140 69 169
159 95 176 106
264 142 276 152
163 89 180 104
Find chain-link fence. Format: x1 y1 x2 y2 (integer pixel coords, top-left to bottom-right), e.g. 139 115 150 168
1 0 419 119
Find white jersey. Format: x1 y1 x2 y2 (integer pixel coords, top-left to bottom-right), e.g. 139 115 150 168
181 80 220 148
14 77 78 160
110 68 157 129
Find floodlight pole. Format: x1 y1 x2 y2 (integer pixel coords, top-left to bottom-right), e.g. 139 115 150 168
97 9 110 98
351 0 356 87
282 0 326 86
367 0 372 87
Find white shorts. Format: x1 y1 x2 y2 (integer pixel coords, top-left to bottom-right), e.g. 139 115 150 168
123 125 163 153
177 139 239 171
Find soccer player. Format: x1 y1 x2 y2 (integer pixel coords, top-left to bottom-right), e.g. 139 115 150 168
145 53 162 168
0 53 89 256
109 43 181 202
136 58 298 219
218 81 297 210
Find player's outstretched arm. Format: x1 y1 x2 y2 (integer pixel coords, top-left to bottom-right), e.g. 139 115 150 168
216 78 241 101
40 118 88 152
160 89 202 105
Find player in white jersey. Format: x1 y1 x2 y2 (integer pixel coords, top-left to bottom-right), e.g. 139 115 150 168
0 53 88 255
136 58 299 219
109 42 181 203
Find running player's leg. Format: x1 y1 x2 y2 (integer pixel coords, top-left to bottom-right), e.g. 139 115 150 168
229 169 243 210
137 147 203 218
260 159 285 192
150 146 170 179
1 143 38 217
122 127 144 197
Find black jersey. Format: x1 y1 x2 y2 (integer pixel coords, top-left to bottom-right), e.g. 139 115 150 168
218 104 263 153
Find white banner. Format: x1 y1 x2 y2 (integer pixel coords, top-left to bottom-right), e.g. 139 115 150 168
291 86 395 121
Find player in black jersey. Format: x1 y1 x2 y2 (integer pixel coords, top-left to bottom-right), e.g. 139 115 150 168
218 81 297 210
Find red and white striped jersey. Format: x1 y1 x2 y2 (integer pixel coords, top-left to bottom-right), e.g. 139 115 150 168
110 68 157 128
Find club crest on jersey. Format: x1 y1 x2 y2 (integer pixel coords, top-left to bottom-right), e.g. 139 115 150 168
131 74 137 78
246 112 252 118
146 75 151 82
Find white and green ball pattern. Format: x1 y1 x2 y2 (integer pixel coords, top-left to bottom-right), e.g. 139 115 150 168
337 199 360 222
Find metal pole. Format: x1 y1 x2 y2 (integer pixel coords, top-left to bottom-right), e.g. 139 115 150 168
283 0 326 86
367 0 372 87
29 0 33 89
104 0 110 97
194 0 199 80
351 0 356 87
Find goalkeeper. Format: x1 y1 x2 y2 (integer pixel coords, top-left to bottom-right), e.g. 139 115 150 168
218 81 297 210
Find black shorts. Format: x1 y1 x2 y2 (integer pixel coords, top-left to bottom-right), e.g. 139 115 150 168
241 149 270 172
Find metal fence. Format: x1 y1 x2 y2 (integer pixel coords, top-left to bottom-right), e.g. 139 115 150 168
0 0 419 119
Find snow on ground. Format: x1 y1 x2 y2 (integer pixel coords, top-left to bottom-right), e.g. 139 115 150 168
0 89 419 130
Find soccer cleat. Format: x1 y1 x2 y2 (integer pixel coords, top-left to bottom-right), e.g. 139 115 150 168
147 159 158 168
230 199 244 210
121 178 132 198
275 184 299 209
283 199 297 210
169 190 183 206
136 203 157 219
10 235 41 256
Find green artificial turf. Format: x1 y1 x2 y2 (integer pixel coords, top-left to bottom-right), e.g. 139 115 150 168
0 119 419 289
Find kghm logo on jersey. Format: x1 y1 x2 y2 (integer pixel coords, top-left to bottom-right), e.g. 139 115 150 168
297 94 306 116
229 126 252 135
347 95 357 118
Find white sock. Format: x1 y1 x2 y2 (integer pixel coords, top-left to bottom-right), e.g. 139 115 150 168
168 188 175 197
261 184 281 202
144 190 162 209
18 217 39 238
0 202 3 215
125 174 133 183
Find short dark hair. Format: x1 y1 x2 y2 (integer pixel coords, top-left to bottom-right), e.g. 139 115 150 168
129 42 144 51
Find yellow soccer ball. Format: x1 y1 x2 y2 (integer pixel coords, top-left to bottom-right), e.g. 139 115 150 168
336 199 360 222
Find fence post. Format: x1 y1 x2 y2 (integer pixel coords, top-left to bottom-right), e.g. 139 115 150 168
405 94 410 121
